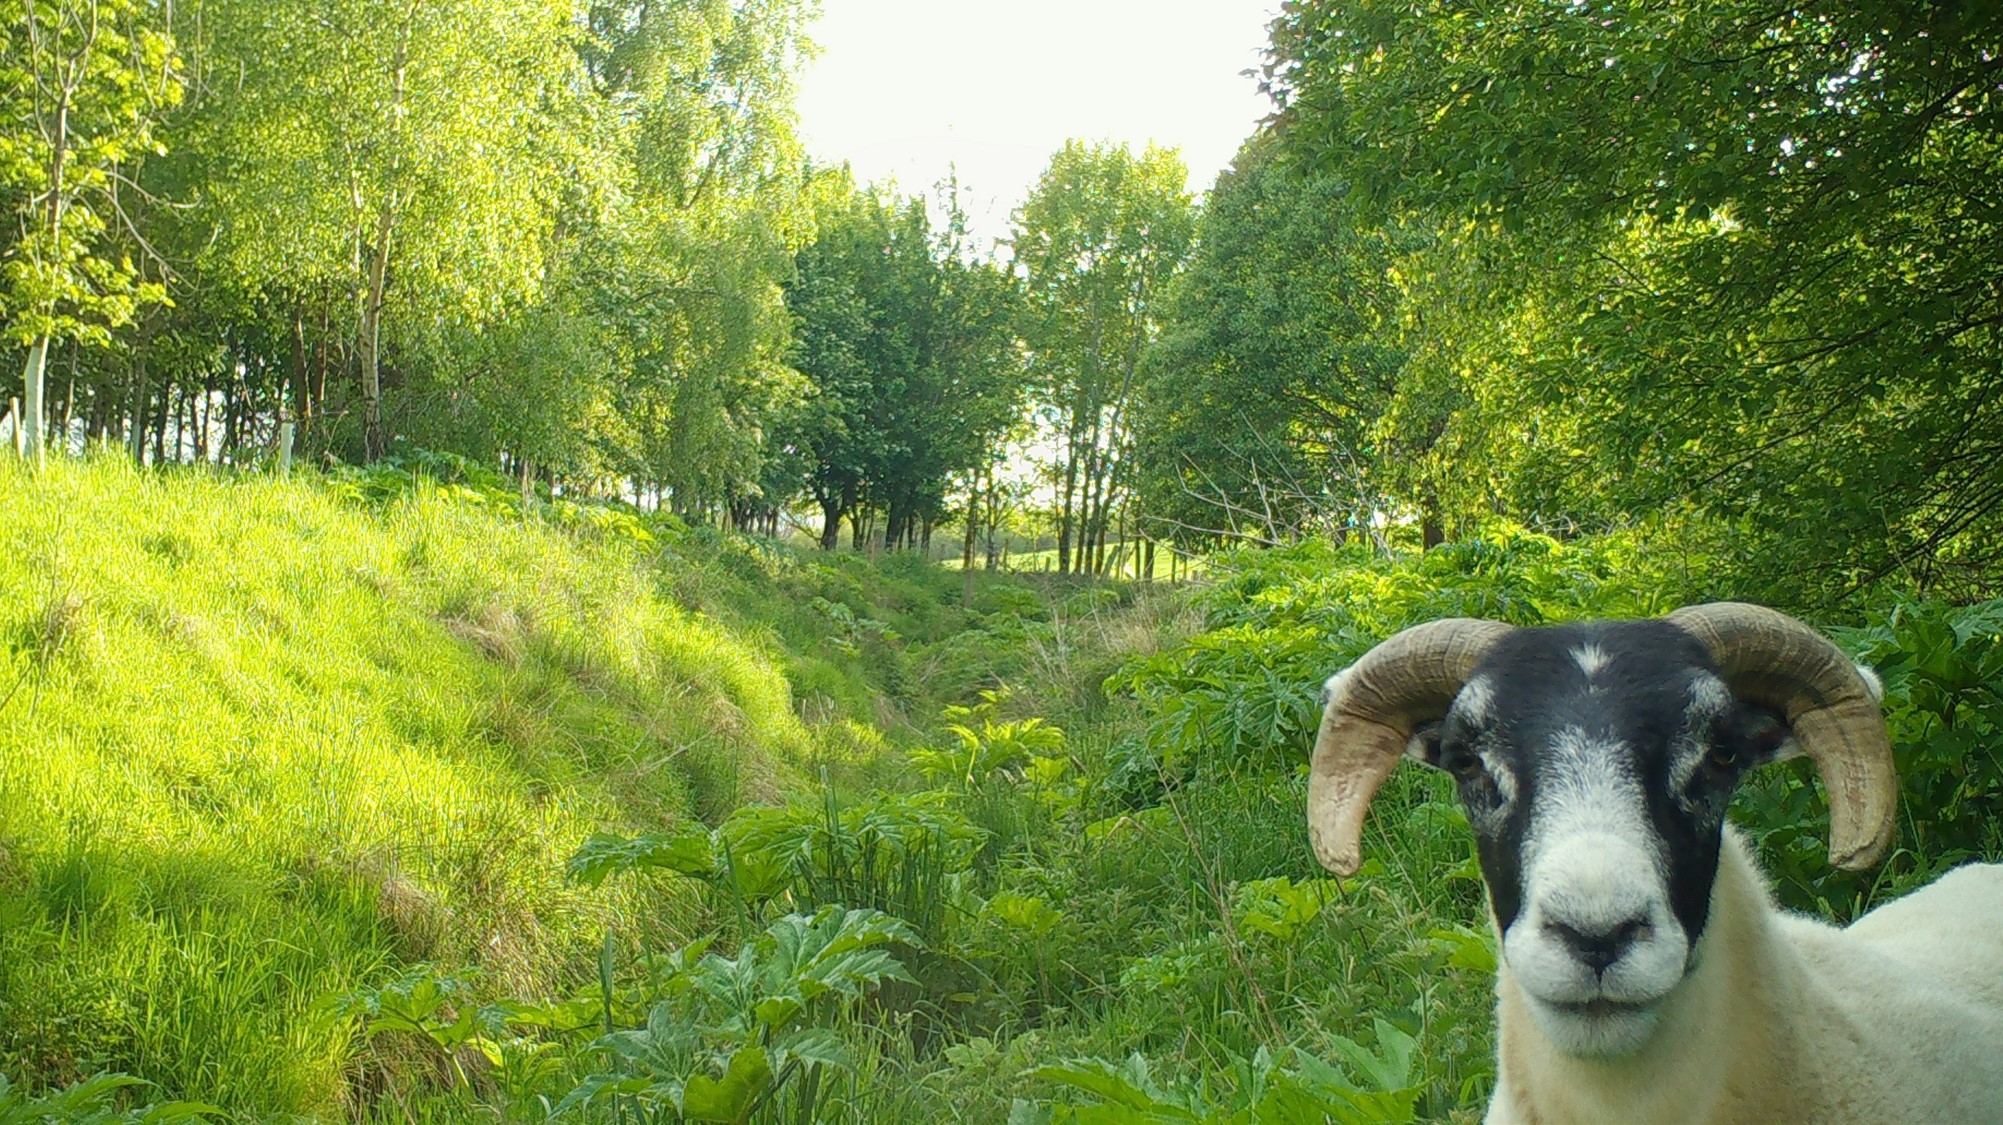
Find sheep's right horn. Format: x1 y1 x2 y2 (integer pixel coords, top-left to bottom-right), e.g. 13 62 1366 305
1307 618 1511 876
1667 602 1897 870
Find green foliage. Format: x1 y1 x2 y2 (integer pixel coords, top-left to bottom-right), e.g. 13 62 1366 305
328 450 665 545
777 175 1029 549
1743 597 2003 915
0 458 816 1113
557 907 918 1124
12 401 2003 1125
1013 140 1197 576
0 0 181 347
1110 530 1683 775
1231 876 1338 945
322 965 561 1096
911 689 1068 790
574 789 986 947
1026 1034 1420 1125
1264 1 2003 601
1133 134 1405 546
0 1073 215 1125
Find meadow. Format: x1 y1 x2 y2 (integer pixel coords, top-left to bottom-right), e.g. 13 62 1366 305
2 458 1997 1122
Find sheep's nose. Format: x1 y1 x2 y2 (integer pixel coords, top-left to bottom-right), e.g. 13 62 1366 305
1546 915 1649 974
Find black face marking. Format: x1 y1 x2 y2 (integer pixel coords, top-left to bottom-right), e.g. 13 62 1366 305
1416 621 1793 947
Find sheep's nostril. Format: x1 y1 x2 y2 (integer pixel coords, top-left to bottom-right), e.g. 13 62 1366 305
1547 915 1650 974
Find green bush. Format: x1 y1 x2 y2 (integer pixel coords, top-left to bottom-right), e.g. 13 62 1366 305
1108 528 1681 778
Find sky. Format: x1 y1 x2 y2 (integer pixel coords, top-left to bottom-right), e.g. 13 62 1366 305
794 0 1283 252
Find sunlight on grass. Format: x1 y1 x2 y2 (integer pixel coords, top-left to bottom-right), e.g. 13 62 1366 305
0 456 807 1114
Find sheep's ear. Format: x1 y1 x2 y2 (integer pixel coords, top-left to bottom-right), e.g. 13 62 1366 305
1404 721 1446 767
1749 708 1805 764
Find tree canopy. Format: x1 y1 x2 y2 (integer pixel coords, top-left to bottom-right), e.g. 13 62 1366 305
2 0 1997 603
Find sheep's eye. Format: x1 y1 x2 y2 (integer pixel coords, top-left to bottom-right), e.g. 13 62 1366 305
1448 754 1487 781
1706 743 1742 770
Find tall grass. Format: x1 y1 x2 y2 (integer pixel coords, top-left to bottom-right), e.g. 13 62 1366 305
0 456 809 1115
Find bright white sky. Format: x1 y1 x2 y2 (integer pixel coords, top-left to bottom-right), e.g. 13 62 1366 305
795 0 1283 253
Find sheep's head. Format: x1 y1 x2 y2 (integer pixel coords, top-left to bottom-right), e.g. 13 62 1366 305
1307 603 1895 1058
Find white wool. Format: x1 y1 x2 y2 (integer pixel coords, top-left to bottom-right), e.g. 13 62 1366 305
1485 828 2003 1124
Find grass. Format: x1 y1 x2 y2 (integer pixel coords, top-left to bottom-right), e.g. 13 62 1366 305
0 456 812 1116
0 457 1476 1120
0 455 1207 1119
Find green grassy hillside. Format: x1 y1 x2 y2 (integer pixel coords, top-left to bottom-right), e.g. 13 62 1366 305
0 458 813 1114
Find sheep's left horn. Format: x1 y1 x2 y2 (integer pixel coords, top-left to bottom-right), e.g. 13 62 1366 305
1308 618 1511 876
1667 601 1897 870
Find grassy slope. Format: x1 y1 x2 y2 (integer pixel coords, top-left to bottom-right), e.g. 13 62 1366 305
0 458 813 1115
0 460 1596 1122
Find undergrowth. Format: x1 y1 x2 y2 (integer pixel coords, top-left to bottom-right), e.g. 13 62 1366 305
2 463 1996 1123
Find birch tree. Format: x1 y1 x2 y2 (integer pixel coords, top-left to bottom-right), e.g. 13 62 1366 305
1 0 179 461
189 0 575 460
1012 141 1193 574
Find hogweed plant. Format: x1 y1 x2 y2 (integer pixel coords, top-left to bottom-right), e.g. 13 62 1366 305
556 908 919 1124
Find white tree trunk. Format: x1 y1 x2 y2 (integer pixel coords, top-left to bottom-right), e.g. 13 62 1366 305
21 336 49 464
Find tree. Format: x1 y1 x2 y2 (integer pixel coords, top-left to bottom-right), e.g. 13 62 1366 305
187 0 577 461
1012 141 1194 575
779 175 1027 551
1134 133 1405 548
1269 1 2003 601
579 0 815 519
1 0 179 462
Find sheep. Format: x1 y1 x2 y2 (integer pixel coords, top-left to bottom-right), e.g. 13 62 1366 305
1305 602 2003 1124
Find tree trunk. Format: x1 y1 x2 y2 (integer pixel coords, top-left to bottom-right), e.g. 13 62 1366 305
360 204 395 462
289 298 308 436
1057 423 1080 574
1421 482 1445 550
311 295 330 455
961 484 980 571
19 337 48 465
819 494 843 550
151 381 168 464
87 369 108 442
195 377 211 462
883 498 907 553
57 339 78 453
127 350 149 464
224 383 242 457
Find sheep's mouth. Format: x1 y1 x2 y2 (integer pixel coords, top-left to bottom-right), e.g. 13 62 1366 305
1550 997 1655 1019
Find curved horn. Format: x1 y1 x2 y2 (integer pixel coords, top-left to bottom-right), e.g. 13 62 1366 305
1667 601 1896 870
1308 618 1511 876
